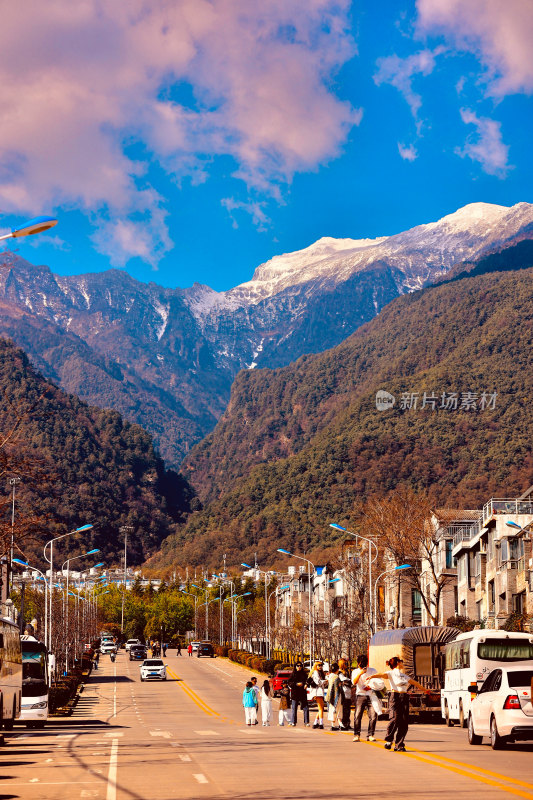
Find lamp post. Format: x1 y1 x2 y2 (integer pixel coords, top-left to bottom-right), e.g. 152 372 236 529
44 524 93 657
373 564 412 632
61 549 100 671
212 574 234 645
178 589 198 639
224 592 252 645
330 523 378 633
12 558 48 642
119 526 134 635
277 549 316 662
192 584 210 639
0 215 58 242
242 563 272 656
268 584 289 658
8 476 20 591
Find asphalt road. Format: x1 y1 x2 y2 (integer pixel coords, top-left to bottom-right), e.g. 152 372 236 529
3 650 533 800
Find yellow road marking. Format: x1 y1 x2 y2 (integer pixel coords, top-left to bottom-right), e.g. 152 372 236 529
166 668 220 718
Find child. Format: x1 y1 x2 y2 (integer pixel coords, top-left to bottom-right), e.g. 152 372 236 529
243 681 258 725
261 679 273 726
278 680 291 726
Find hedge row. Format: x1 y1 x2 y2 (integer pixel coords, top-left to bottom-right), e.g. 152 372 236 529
213 646 290 676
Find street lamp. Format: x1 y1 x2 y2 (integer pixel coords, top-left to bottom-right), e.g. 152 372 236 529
0 215 58 242
212 574 234 646
373 564 412 632
329 523 379 632
277 548 316 662
119 526 134 635
224 592 252 644
61 549 100 672
8 476 20 591
267 584 289 657
242 562 271 657
178 589 198 639
44 524 93 656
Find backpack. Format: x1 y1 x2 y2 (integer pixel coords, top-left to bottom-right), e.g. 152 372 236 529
341 682 353 701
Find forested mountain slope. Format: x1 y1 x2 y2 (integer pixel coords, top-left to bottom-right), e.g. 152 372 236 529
0 339 194 566
154 266 533 569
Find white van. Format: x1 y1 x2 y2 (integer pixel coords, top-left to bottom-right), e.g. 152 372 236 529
441 629 533 727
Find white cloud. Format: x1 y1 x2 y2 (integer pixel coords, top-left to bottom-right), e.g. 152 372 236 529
0 1 359 265
221 198 271 232
416 0 533 95
398 143 418 161
457 108 510 176
374 48 444 123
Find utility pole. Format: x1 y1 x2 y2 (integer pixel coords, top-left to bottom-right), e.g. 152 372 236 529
120 526 134 635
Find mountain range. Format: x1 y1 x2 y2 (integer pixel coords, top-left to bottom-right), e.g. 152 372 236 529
0 201 532 467
152 262 533 570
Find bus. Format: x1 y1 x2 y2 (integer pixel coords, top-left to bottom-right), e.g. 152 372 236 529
20 637 48 728
441 629 533 727
0 612 22 729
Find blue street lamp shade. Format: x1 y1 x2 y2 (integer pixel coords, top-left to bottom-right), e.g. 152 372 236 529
11 215 58 238
277 548 291 556
241 563 253 569
93 562 105 568
212 573 220 578
76 524 93 532
86 549 100 555
329 578 341 584
241 592 252 597
396 564 412 570
329 523 347 531
13 558 29 567
191 584 201 589
280 585 290 590
506 521 522 529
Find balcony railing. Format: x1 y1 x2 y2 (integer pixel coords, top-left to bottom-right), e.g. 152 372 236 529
451 520 483 548
483 498 533 525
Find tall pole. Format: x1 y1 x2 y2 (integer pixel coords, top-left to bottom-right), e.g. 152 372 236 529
9 477 20 591
120 526 133 635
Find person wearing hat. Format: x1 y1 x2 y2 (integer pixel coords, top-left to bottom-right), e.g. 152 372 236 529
352 654 380 742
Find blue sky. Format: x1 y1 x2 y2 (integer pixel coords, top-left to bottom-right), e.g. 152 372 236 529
1 0 531 292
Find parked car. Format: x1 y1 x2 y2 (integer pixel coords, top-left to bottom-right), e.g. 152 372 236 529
468 665 533 749
140 659 167 681
125 639 142 652
197 642 215 658
190 641 201 652
272 668 293 697
129 646 147 661
100 641 117 655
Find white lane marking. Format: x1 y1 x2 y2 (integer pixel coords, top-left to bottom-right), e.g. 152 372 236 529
149 730 172 738
29 778 40 783
46 758 54 763
81 791 99 798
194 774 208 784
104 732 124 738
106 738 119 800
179 754 192 762
194 730 220 736
57 734 76 739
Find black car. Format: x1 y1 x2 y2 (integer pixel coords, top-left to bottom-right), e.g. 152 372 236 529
197 642 215 658
129 646 147 661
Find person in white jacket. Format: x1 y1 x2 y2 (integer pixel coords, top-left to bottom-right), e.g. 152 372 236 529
260 680 273 726
351 654 381 742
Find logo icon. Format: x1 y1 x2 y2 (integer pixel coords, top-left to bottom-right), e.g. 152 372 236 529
376 390 395 411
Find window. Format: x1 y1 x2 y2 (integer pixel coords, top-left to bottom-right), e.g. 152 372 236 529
513 591 526 614
411 589 422 621
460 639 471 669
508 670 533 688
477 639 533 662
479 669 501 694
445 540 454 569
510 538 524 561
488 580 495 611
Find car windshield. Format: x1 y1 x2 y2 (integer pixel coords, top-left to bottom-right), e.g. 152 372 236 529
144 660 164 667
508 670 533 688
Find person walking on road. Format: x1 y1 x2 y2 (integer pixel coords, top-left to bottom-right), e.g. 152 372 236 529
373 656 431 752
309 660 327 729
278 681 291 726
352 654 379 742
326 662 342 731
250 677 260 723
288 662 310 726
187 643 193 657
176 643 182 656
260 679 273 726
243 681 258 725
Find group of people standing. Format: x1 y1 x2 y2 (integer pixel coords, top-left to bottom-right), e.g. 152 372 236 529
242 655 430 751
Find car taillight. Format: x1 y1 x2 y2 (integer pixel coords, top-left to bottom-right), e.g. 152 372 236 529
503 695 521 710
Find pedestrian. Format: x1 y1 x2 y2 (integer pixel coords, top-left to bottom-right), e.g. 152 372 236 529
243 681 258 725
250 677 260 722
339 675 353 730
278 680 291 726
308 660 327 729
373 656 431 752
326 662 341 730
352 654 381 742
260 679 273 726
188 643 193 657
162 643 167 657
288 661 310 726
176 642 182 656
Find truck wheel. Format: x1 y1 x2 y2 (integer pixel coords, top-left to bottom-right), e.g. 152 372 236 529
444 702 454 727
468 714 482 745
3 701 15 731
